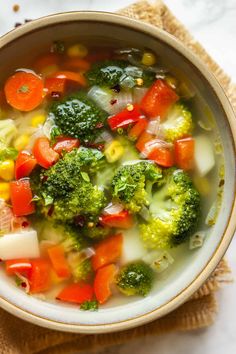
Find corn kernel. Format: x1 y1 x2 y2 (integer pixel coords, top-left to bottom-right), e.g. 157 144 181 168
0 182 10 201
104 140 125 163
126 103 134 112
165 75 178 89
0 160 15 181
31 114 46 127
14 134 30 151
67 44 88 58
141 52 156 66
136 78 144 86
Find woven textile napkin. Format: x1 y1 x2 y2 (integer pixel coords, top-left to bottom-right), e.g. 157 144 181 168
0 1 235 353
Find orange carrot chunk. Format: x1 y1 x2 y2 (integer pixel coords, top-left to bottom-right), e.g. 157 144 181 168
4 71 44 111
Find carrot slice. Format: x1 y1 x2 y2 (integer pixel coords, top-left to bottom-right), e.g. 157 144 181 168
128 118 148 141
135 131 154 152
33 53 60 72
92 233 123 271
94 264 117 304
51 71 87 87
4 72 44 111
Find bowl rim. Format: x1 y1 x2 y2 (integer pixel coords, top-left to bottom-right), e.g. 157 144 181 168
0 11 236 333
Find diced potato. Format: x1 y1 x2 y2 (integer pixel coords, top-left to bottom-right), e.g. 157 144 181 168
0 182 10 201
193 175 210 196
104 140 125 163
0 230 40 260
194 135 215 176
0 160 15 181
121 228 147 264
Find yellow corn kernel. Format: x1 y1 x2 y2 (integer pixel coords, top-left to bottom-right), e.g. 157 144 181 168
14 134 30 151
141 52 156 66
0 160 15 181
193 176 210 196
31 114 46 127
0 182 10 201
165 75 178 90
104 140 125 163
136 78 144 86
67 44 88 58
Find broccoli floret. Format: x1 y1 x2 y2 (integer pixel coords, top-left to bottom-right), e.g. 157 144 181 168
71 258 93 282
116 261 154 296
49 92 107 143
85 60 155 88
80 300 98 311
81 224 111 241
61 224 89 252
31 148 107 223
111 161 162 213
139 168 200 249
0 119 17 146
161 103 193 142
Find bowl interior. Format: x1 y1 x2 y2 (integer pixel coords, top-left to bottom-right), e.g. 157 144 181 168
0 13 235 331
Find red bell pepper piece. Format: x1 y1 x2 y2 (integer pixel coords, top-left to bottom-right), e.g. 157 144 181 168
15 151 37 179
47 245 71 279
10 179 35 216
56 283 94 304
175 137 195 170
92 233 123 271
108 104 141 130
100 210 133 229
148 146 174 167
141 79 179 118
94 264 117 304
52 137 80 154
44 77 66 95
28 258 52 293
33 137 59 169
5 258 32 275
128 118 148 141
135 131 154 152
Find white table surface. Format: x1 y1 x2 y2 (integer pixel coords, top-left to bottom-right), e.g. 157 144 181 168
0 1 236 353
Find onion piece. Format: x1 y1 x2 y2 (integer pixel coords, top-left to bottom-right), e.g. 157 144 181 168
122 159 154 166
143 250 174 273
189 231 206 250
95 130 113 144
103 202 124 215
114 48 142 55
15 272 30 294
198 120 212 131
141 139 173 158
139 205 151 221
0 200 13 234
146 118 161 136
43 117 55 139
83 247 96 259
111 90 133 114
205 201 219 226
133 87 148 103
88 86 113 113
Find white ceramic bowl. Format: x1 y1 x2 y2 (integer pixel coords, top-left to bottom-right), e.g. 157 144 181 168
0 12 236 333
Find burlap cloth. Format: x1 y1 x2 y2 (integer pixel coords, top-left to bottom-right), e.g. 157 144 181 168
0 1 235 353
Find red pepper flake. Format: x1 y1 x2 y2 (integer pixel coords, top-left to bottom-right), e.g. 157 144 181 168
51 91 61 99
48 205 54 217
21 282 27 288
13 4 20 12
22 221 29 228
0 259 2 263
24 19 32 23
74 215 86 227
14 22 22 28
110 99 117 106
95 122 104 129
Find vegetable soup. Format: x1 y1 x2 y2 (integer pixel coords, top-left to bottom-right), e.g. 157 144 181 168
0 42 223 310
